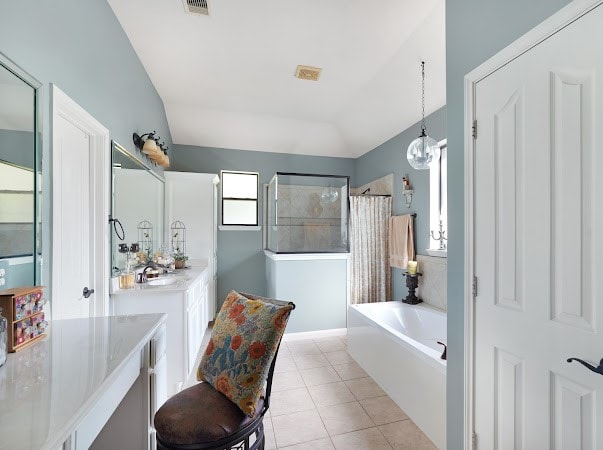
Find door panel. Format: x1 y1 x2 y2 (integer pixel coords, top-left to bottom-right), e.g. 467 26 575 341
550 70 595 332
494 348 524 450
494 90 524 312
53 114 91 319
474 4 603 448
552 372 595 450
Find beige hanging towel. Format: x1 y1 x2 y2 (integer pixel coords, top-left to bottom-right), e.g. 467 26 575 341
389 215 415 269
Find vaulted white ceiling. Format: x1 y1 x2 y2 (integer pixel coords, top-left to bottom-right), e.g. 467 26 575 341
108 0 446 158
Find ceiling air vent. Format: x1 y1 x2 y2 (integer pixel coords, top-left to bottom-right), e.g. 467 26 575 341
295 65 322 81
183 0 209 16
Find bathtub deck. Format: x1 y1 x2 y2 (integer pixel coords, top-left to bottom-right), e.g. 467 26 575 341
348 302 447 449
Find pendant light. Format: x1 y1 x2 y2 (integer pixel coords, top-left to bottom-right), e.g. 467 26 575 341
407 61 440 170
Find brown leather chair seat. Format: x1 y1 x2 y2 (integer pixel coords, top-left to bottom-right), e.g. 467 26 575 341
155 382 265 449
154 293 295 450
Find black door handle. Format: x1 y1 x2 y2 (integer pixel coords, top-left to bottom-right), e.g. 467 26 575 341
567 357 603 375
437 341 447 360
83 287 95 299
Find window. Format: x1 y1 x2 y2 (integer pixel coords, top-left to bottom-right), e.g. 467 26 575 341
428 139 447 255
221 170 259 227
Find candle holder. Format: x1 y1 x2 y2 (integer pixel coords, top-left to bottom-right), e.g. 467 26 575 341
402 272 423 305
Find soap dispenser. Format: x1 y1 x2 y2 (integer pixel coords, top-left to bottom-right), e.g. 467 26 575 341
119 262 135 289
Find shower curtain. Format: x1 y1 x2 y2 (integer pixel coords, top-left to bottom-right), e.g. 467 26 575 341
349 196 392 304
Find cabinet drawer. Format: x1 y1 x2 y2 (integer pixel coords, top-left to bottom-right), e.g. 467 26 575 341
150 324 167 368
199 269 209 287
185 272 209 309
185 289 196 310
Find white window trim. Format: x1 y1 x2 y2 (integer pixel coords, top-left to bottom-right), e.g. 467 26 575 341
219 225 262 231
427 139 447 257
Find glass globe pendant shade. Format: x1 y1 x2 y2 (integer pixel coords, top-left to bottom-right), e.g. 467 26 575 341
407 131 440 170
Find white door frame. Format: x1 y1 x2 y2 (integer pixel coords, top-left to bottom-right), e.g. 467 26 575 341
51 85 110 317
463 0 603 448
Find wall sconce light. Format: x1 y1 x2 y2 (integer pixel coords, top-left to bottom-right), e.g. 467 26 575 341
133 131 170 167
402 173 413 208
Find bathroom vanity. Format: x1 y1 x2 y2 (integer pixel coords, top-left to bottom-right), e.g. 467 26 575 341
0 313 167 450
111 265 210 395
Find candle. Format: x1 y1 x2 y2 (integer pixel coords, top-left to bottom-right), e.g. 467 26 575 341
407 260 418 275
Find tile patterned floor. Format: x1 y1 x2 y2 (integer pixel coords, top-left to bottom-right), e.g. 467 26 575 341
264 335 438 450
187 330 438 449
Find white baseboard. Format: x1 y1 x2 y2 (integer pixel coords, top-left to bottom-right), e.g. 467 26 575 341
283 328 347 342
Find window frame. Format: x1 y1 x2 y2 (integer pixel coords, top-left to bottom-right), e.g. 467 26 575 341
428 139 447 256
220 170 260 228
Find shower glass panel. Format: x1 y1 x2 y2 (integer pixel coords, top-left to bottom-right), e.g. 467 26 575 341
265 173 349 253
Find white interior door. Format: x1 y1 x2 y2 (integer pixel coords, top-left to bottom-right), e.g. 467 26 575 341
473 4 603 448
51 85 110 320
52 114 92 319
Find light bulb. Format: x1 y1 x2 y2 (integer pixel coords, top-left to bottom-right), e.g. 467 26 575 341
142 138 158 155
407 134 440 170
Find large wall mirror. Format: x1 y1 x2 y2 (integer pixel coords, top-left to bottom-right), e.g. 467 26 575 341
0 55 42 289
111 141 164 273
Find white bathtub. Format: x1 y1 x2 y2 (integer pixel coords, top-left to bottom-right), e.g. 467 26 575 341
347 301 446 449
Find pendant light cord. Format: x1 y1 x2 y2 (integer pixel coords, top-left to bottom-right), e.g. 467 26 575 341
421 61 427 136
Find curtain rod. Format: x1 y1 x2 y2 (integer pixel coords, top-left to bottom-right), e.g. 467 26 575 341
350 194 392 197
390 213 418 218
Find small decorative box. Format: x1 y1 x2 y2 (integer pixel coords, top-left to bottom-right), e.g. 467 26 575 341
0 286 48 352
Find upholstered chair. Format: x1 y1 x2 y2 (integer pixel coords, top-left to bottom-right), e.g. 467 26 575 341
154 291 295 450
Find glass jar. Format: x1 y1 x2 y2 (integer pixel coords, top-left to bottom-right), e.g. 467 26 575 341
0 306 7 367
119 270 135 289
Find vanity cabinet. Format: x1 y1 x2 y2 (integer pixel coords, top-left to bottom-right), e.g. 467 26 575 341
0 314 167 450
111 267 209 396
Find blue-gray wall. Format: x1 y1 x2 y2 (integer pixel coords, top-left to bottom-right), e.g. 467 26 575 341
173 107 444 309
355 106 446 301
0 1 171 149
170 145 356 307
445 1 571 448
0 130 35 168
0 0 171 289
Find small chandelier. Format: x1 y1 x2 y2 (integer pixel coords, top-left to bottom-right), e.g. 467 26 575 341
407 61 440 170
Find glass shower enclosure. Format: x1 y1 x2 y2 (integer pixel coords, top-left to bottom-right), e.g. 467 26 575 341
265 173 350 253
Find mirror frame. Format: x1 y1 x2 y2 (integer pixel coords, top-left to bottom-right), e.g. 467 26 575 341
0 51 43 286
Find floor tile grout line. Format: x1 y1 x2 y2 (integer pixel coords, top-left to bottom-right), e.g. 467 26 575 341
375 422 396 449
273 337 407 449
356 397 413 428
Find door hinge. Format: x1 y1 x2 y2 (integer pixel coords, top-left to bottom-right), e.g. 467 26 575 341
472 119 478 139
472 276 478 298
472 431 478 450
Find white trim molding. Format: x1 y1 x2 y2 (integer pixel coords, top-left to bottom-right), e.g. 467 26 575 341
51 84 111 318
282 327 347 342
463 1 603 449
218 225 262 231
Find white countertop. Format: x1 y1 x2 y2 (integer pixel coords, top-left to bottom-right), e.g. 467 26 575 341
0 313 166 450
111 265 208 295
